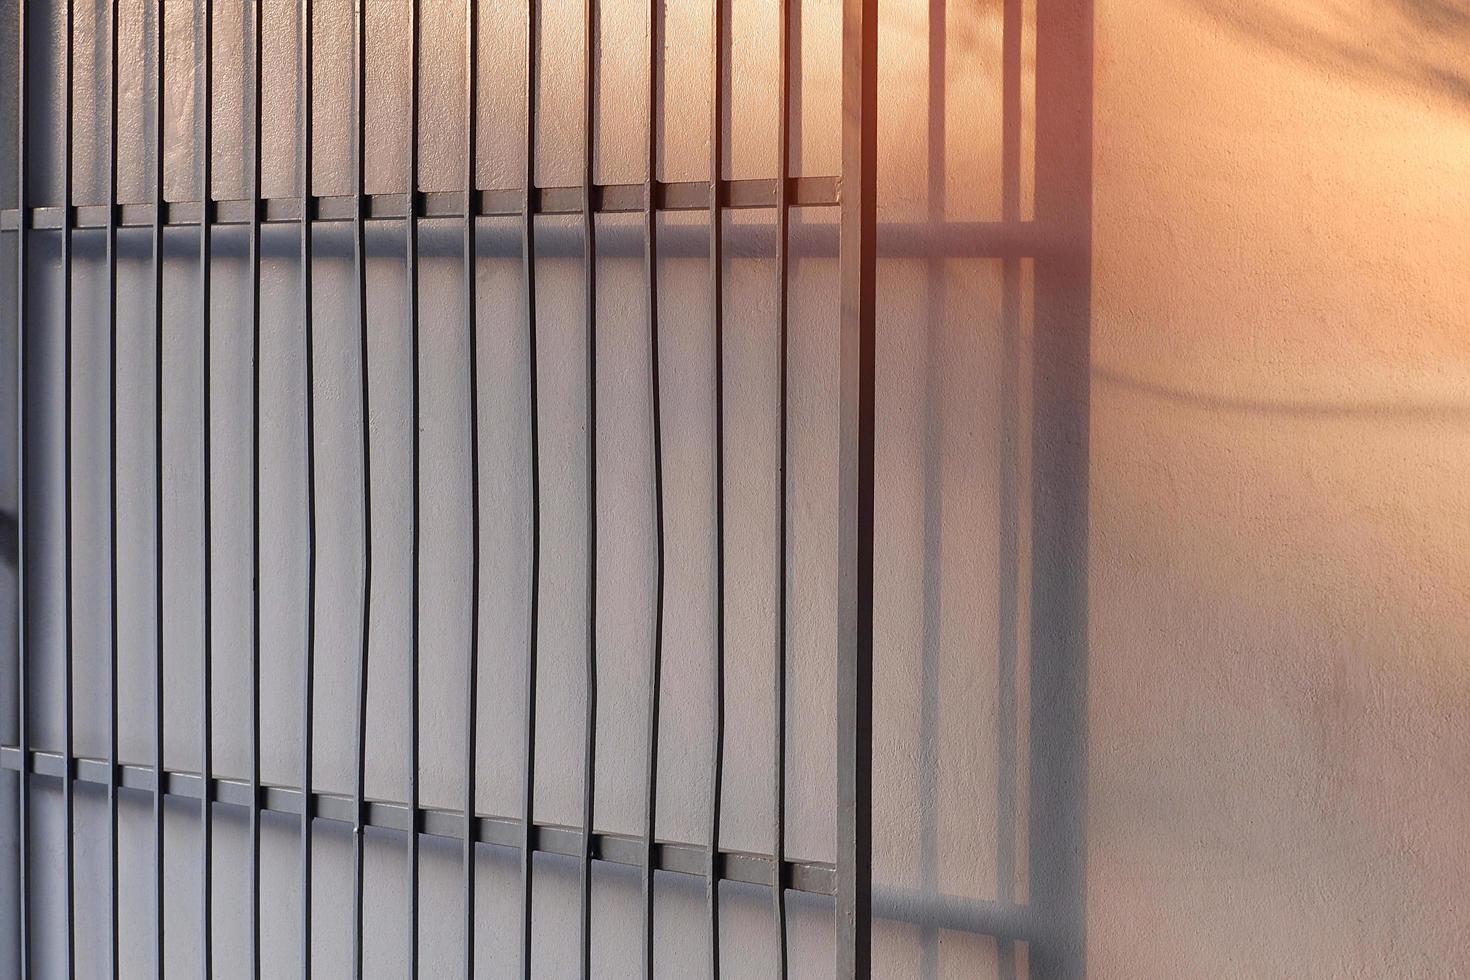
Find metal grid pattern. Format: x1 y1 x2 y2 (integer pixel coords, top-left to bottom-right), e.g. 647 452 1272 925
2 0 879 976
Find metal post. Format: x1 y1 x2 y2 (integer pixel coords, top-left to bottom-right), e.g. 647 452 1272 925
519 0 544 975
106 0 122 973
151 2 167 971
247 3 265 976
405 0 422 970
706 0 728 970
299 1 319 975
198 2 215 970
349 0 373 975
14 1 29 970
836 0 877 974
578 0 600 973
60 1 77 972
461 1 482 976
639 0 667 971
772 0 793 971
350 0 373 974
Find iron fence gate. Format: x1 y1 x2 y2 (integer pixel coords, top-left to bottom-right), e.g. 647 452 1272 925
1 0 1090 976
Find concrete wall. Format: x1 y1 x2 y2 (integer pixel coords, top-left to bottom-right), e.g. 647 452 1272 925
2 0 1468 976
1088 1 1470 976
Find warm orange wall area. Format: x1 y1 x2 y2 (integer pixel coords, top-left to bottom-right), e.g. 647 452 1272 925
1090 0 1470 974
865 0 1470 975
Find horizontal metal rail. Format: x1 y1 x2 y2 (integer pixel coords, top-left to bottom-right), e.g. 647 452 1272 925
1 744 1037 946
0 177 840 232
0 210 1048 263
0 746 837 897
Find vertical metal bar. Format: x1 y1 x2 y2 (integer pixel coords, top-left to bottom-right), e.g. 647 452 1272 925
639 0 666 973
771 0 792 970
405 0 422 972
152 0 167 971
577 0 599 973
836 0 877 974
198 1 215 971
107 0 122 974
13 0 27 972
706 0 727 971
518 0 543 972
350 0 372 975
61 0 77 973
248 3 264 976
461 1 481 977
299 0 318 976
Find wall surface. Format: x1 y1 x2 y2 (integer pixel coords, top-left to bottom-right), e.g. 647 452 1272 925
2 0 1468 977
1088 1 1470 976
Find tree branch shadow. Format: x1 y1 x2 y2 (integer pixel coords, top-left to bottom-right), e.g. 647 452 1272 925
1191 0 1470 110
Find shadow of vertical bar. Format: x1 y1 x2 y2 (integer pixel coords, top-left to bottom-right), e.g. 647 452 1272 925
1027 0 1091 977
997 0 1024 975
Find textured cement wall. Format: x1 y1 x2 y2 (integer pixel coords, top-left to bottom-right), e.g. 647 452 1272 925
1087 1 1470 976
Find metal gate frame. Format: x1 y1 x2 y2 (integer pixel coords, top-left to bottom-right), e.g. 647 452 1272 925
2 0 1092 976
